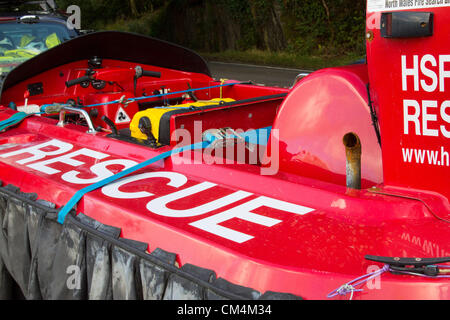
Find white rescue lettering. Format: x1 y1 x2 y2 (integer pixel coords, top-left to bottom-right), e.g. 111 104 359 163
0 139 316 243
146 182 252 218
404 100 421 135
190 196 315 243
441 101 450 138
0 139 73 164
403 99 449 137
102 171 187 199
62 159 138 184
27 148 109 175
422 100 439 137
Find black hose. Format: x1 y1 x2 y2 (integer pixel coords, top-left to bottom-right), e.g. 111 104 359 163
101 115 118 135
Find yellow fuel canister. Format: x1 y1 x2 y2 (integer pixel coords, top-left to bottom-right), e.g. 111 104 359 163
130 98 235 142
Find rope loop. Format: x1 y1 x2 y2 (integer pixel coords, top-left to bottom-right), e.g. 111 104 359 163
327 264 390 300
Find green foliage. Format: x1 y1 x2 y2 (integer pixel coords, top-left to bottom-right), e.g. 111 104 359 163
55 0 162 29
282 0 366 55
55 0 367 65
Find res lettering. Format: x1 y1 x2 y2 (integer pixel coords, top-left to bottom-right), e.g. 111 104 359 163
404 99 450 138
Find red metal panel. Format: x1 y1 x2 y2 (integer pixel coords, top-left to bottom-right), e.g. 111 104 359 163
367 7 450 201
0 18 448 300
268 64 383 188
0 110 448 299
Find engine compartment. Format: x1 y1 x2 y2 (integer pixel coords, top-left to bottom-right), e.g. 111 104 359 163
0 52 387 189
0 56 288 167
0 31 384 188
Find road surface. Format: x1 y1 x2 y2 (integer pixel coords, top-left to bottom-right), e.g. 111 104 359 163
208 61 312 88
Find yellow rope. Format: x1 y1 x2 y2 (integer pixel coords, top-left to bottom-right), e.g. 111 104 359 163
219 78 228 99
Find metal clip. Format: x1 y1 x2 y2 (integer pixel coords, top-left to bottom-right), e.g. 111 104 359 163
118 95 132 107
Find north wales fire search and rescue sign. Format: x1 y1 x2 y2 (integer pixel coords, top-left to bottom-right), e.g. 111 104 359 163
368 0 450 12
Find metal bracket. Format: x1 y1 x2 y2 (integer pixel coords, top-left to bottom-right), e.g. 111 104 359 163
203 128 254 152
291 73 311 88
365 255 450 277
365 255 450 267
57 106 97 134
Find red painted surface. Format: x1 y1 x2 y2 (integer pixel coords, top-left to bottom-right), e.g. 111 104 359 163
268 64 383 188
367 8 450 201
0 106 448 300
0 3 448 300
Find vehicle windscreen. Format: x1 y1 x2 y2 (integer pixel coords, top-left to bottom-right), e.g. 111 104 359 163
0 21 71 74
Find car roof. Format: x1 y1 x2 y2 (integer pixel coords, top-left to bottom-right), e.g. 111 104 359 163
0 0 55 12
0 13 66 23
0 0 69 21
0 11 67 20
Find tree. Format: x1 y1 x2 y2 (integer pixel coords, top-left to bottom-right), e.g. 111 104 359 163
129 0 138 16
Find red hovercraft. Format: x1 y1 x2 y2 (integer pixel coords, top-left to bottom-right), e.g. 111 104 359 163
0 1 449 300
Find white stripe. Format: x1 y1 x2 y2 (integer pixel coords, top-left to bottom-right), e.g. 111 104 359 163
368 0 450 12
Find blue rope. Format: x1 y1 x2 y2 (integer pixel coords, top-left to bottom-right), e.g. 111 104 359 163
78 82 244 109
4 82 244 122
0 112 32 131
56 126 272 224
57 140 211 224
242 126 271 146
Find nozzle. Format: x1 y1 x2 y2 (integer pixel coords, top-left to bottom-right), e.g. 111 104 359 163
343 132 362 190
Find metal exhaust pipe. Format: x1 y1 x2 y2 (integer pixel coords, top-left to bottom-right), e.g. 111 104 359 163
343 132 361 190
